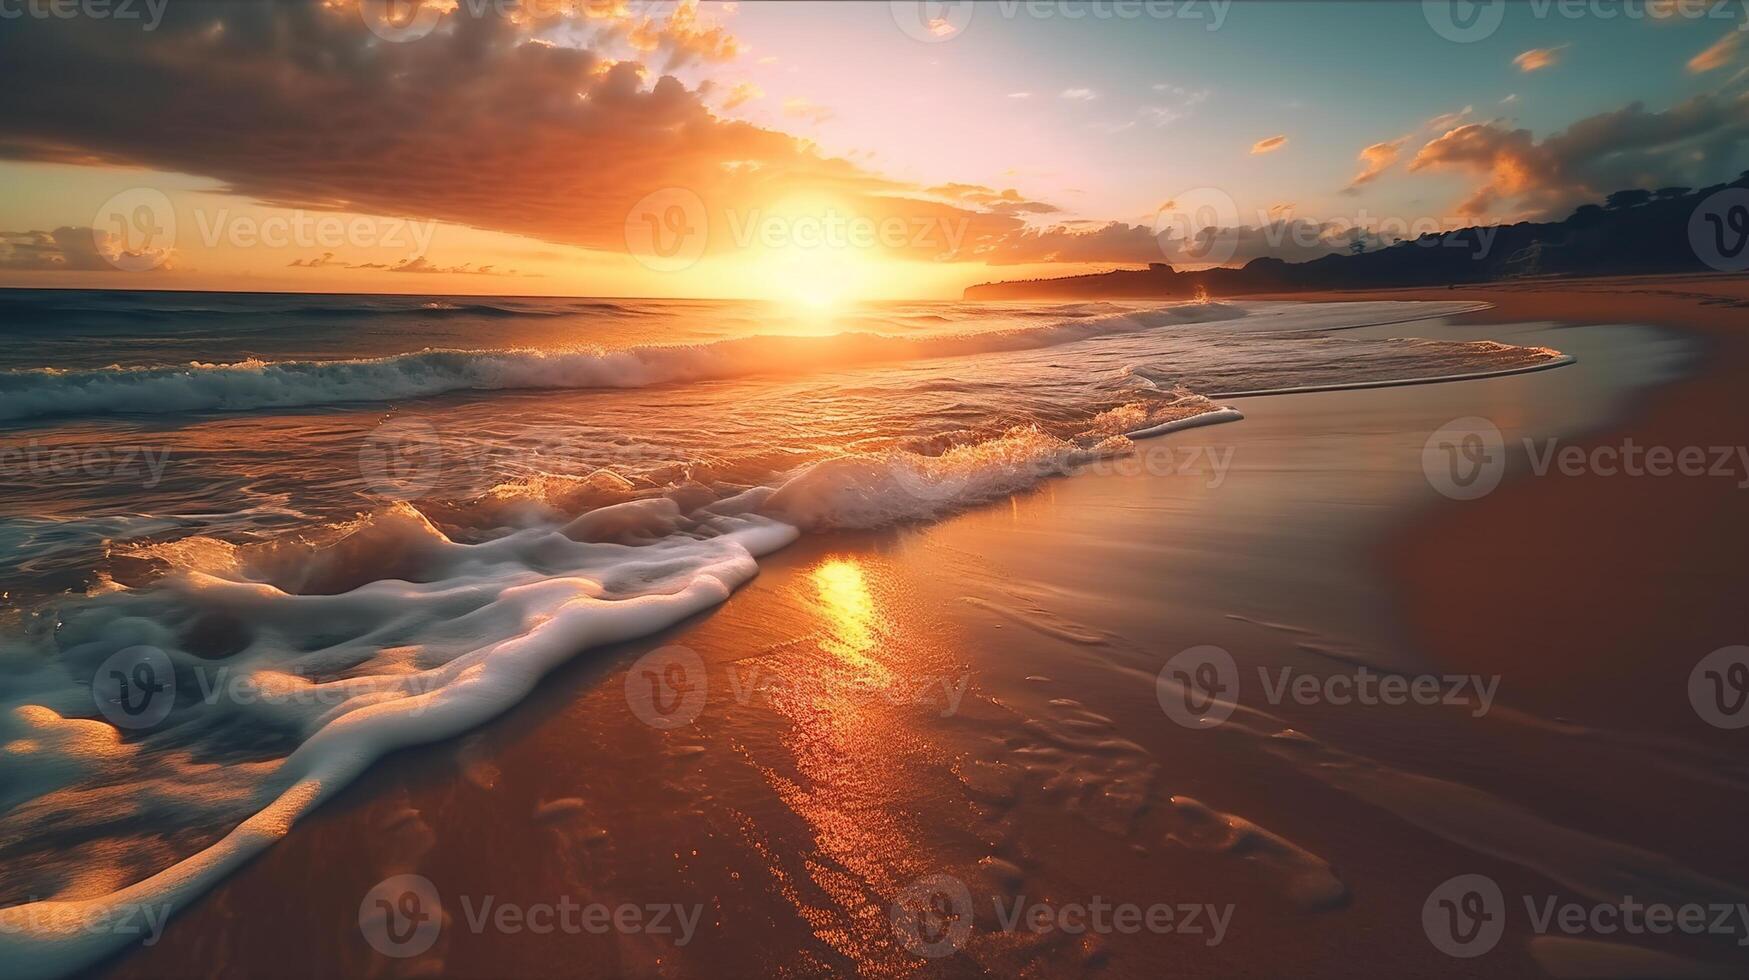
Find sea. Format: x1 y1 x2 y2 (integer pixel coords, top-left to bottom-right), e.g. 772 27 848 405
0 288 1568 974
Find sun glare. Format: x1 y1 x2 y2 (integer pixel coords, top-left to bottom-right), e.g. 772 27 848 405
752 240 877 311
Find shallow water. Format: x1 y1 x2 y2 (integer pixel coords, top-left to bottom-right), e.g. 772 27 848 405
0 291 1569 976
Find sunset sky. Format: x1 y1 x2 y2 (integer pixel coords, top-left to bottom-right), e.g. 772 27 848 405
1 0 1746 300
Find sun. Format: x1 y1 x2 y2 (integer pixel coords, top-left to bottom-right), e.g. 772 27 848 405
754 239 877 311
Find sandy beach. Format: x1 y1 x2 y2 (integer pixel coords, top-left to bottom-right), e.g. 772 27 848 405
66 275 1746 980
11 5 1749 978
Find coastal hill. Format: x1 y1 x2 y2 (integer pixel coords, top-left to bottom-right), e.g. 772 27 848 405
965 175 1749 300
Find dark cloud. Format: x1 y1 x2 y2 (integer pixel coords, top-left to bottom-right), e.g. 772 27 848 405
1410 94 1749 216
978 217 1389 267
0 227 163 271
0 2 1023 261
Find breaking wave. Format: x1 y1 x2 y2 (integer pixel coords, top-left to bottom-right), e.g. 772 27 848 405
0 304 1247 422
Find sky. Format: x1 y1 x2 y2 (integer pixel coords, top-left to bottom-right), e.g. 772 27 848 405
0 0 1746 301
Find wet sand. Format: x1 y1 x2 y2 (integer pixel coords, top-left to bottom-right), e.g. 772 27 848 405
93 275 1749 979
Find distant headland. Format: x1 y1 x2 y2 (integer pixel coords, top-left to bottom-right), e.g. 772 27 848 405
965 175 1749 300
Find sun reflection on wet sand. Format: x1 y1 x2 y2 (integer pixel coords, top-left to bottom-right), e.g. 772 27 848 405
737 554 975 975
810 558 887 676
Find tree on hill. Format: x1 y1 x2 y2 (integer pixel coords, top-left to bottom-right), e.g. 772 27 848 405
1605 188 1653 210
1654 187 1692 200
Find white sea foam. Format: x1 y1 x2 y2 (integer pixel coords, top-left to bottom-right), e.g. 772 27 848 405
0 395 1247 978
0 504 799 978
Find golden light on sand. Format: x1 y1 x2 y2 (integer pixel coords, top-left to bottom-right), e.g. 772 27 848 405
811 557 881 667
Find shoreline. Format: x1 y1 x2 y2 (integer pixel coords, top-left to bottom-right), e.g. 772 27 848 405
1259 274 1749 743
66 277 1749 978
1210 349 1575 399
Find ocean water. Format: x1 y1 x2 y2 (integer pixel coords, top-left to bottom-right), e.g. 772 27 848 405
0 289 1569 975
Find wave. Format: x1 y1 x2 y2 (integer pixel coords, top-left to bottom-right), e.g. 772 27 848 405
0 297 1579 975
0 294 636 326
0 393 1244 978
0 303 1246 422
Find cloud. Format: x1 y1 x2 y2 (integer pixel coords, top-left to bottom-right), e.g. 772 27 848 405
1139 106 1189 127
0 227 168 271
1690 31 1743 73
1060 88 1098 101
978 221 1159 264
1008 91 1032 99
720 81 762 110
1514 45 1567 72
977 216 1388 267
1250 135 1288 154
625 0 741 69
1501 93 1519 104
927 183 1058 215
287 252 536 276
781 97 833 125
1427 106 1475 132
0 3 1023 263
1408 93 1749 216
387 256 533 276
1346 106 1479 195
1139 85 1210 128
1343 138 1408 192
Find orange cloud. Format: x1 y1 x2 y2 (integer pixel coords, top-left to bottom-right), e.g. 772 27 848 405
624 0 740 67
1408 94 1749 217
1250 135 1288 155
1513 45 1566 72
0 4 1041 265
721 81 763 110
288 252 537 277
1344 138 1407 191
926 184 1058 215
1689 32 1742 73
